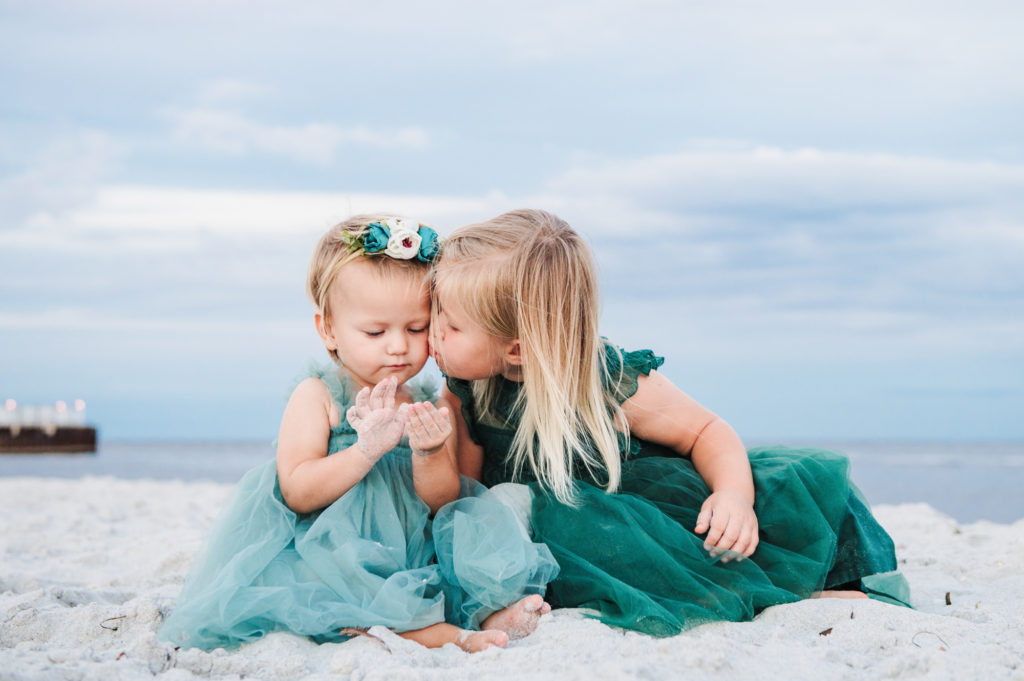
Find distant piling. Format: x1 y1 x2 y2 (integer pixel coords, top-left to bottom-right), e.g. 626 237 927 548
0 399 97 454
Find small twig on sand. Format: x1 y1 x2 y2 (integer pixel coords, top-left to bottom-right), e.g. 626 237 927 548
100 616 127 631
911 631 950 651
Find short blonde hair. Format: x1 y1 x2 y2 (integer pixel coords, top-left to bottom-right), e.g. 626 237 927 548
307 213 430 361
432 209 625 503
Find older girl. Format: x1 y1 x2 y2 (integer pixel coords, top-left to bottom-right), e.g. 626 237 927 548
430 208 909 636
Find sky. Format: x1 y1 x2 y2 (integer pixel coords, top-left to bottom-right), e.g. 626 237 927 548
2 0 1022 442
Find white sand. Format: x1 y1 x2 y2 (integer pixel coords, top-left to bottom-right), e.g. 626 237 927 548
1 476 1022 681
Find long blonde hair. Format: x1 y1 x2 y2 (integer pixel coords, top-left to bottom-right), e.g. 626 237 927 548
432 209 625 503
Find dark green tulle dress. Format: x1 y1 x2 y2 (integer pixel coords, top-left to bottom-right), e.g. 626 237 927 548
447 344 910 636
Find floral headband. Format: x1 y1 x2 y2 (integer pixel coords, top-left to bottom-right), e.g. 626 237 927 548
343 217 440 262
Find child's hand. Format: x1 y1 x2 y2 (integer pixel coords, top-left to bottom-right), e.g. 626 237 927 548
406 403 452 457
694 490 759 561
346 377 409 464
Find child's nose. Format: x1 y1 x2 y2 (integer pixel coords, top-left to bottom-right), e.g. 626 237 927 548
387 333 408 355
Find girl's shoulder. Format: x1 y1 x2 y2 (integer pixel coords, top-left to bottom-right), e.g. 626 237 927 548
293 362 354 407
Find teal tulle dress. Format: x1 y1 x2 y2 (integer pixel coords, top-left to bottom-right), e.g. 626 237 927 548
159 366 559 651
446 343 910 637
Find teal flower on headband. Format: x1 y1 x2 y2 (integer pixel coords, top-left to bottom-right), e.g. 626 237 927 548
417 227 440 262
363 223 390 253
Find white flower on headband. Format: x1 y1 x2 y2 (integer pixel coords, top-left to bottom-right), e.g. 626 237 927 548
383 218 422 260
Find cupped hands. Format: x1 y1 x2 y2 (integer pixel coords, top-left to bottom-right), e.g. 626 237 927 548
407 402 452 457
346 376 452 464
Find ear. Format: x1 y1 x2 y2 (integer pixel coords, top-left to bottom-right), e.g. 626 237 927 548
315 312 337 351
503 339 523 366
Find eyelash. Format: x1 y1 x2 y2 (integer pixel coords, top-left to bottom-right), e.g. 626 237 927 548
365 327 428 337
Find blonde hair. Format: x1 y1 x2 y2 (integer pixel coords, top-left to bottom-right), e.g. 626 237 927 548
307 213 430 361
432 209 625 503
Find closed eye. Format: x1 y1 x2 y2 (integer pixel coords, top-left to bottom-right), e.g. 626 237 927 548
409 327 428 334
364 330 384 337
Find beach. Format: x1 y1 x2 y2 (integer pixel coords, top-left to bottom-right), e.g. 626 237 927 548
1 475 1022 681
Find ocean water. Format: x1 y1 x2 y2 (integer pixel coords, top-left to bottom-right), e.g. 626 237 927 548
1 439 1022 524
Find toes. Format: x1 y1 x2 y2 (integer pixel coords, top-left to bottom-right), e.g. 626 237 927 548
521 594 544 612
462 630 508 652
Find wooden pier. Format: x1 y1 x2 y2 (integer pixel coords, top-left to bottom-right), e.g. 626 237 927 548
0 426 97 454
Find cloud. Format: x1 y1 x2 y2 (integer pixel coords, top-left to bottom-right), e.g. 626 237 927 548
195 79 270 106
13 2 1023 93
546 145 1024 219
164 109 431 164
0 131 125 230
516 145 1024 360
0 184 519 336
537 145 1024 281
0 184 514 257
74 185 499 236
0 308 288 333
3 144 1021 367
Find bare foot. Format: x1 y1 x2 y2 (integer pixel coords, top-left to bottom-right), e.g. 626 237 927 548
399 622 508 652
455 629 509 652
815 590 869 599
481 594 551 640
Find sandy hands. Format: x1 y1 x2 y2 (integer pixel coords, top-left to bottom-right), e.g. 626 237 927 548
347 378 454 464
347 377 409 464
406 402 452 457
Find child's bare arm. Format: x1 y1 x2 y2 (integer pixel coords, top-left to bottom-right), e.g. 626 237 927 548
622 371 759 558
407 402 460 513
440 384 485 481
276 378 375 514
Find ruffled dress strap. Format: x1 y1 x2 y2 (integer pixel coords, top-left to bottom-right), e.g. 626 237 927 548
600 341 665 459
297 363 359 455
601 340 664 405
297 362 354 406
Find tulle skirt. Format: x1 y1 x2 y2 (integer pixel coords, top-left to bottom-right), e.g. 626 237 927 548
160 454 559 650
528 445 909 636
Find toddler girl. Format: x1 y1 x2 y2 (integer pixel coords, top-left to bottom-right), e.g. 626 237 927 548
159 214 558 652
